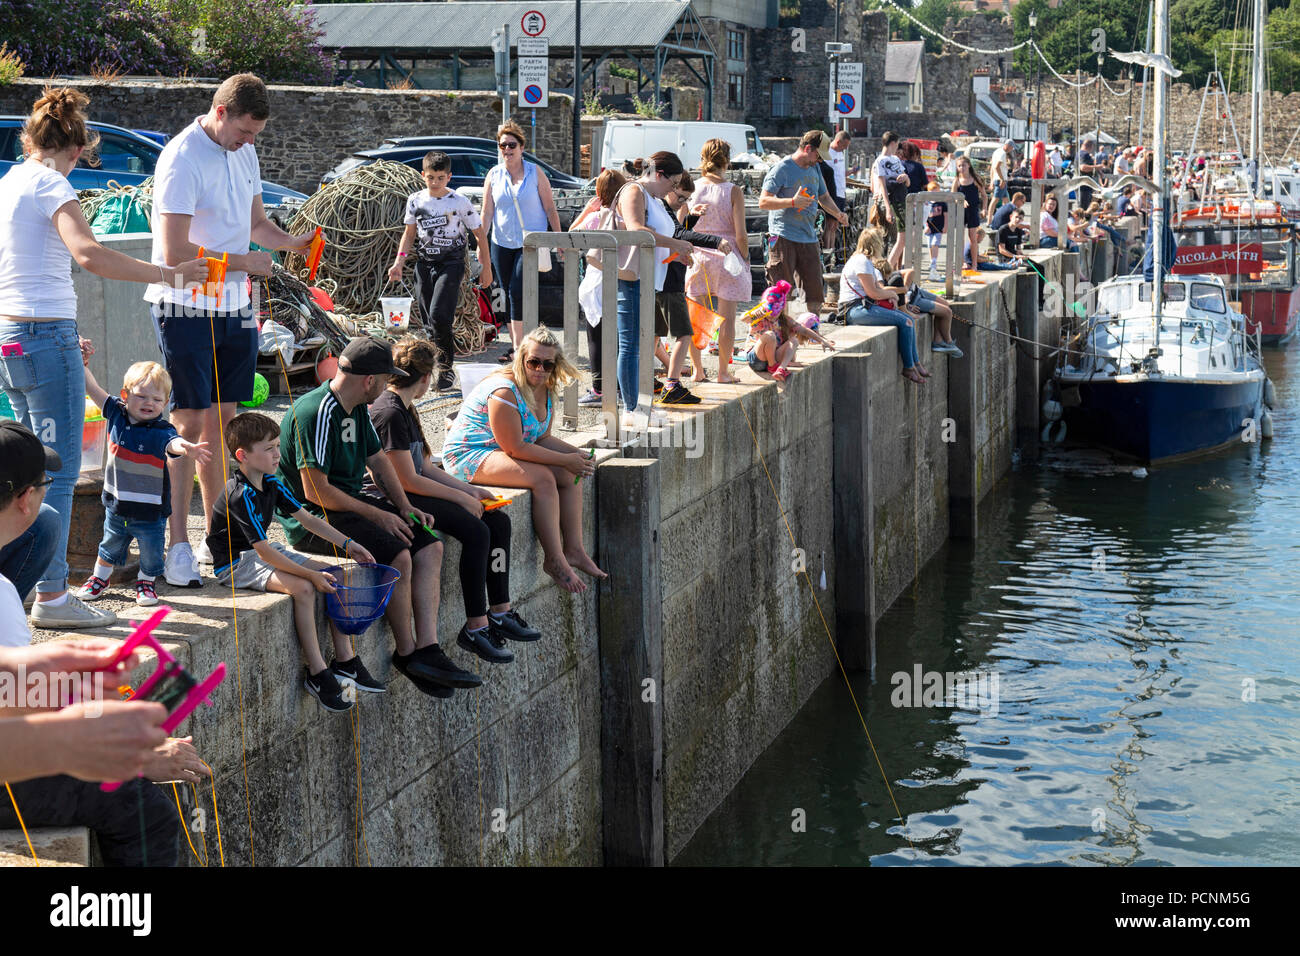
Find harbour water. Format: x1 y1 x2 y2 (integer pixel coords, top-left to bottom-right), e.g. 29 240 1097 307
678 347 1300 866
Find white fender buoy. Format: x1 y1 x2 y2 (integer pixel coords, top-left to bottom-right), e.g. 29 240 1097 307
1041 422 1053 443
1261 407 1274 439
1264 378 1277 407
1042 398 1064 422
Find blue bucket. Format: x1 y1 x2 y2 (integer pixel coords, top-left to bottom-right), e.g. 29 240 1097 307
324 563 401 636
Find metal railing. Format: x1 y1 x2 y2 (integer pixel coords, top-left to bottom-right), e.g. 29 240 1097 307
520 229 657 447
903 191 966 298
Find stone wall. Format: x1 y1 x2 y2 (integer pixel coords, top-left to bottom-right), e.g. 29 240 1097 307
0 78 573 196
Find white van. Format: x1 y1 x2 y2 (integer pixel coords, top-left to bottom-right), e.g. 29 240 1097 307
599 120 766 172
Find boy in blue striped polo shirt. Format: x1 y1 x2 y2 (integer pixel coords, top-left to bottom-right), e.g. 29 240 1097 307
77 361 211 605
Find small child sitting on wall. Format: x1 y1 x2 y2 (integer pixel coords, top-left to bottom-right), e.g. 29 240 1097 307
207 412 378 714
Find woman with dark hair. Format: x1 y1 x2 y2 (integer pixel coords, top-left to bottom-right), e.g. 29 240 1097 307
371 336 542 661
0 87 205 631
899 141 930 198
605 151 694 412
480 120 564 363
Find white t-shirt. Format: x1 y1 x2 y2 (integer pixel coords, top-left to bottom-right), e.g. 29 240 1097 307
840 252 882 303
1040 210 1059 237
828 147 847 197
989 147 1009 183
146 117 262 310
0 160 80 319
404 189 482 259
0 574 31 647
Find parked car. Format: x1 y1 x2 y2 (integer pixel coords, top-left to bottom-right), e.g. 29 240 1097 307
321 141 587 192
380 135 584 183
0 117 309 222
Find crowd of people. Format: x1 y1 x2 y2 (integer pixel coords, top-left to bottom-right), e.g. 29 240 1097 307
0 67 1156 866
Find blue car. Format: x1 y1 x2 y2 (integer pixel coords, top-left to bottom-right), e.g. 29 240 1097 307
0 116 308 221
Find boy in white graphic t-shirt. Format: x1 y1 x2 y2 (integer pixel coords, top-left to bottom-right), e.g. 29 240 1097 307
389 151 493 392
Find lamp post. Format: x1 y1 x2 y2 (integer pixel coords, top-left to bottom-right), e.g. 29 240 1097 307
1029 11 1038 143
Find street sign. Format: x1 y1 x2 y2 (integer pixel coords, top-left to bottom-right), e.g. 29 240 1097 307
518 37 548 58
830 61 863 119
518 56 549 108
521 10 546 36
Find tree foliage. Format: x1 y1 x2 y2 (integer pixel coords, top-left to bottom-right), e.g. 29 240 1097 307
871 0 972 55
0 0 333 84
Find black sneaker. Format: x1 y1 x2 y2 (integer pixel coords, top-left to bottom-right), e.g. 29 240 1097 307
413 643 483 688
657 383 702 405
456 623 514 664
436 369 458 392
304 667 354 713
391 650 455 698
330 656 385 694
490 609 542 643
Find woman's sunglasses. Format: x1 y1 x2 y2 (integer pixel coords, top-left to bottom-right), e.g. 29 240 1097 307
499 141 520 150
525 358 556 372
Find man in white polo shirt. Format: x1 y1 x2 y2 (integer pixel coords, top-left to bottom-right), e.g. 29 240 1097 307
146 73 316 588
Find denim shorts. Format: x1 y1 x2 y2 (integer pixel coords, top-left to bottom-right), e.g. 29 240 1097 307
742 347 768 373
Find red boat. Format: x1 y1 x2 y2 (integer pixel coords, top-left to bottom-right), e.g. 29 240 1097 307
1172 221 1299 345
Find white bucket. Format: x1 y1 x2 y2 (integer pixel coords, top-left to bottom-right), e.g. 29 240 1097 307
380 296 413 330
457 362 502 400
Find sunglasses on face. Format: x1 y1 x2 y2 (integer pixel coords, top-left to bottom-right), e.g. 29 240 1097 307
525 358 556 372
499 141 520 150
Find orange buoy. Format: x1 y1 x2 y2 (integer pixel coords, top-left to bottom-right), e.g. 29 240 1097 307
1031 140 1046 179
308 286 334 312
316 353 338 384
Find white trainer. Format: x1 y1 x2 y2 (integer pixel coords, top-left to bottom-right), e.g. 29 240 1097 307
164 542 202 589
31 593 118 630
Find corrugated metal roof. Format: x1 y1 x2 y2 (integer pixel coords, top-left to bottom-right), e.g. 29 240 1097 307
885 41 924 85
310 1 699 53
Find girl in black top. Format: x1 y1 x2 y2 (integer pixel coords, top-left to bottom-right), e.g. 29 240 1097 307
955 157 987 270
368 336 542 662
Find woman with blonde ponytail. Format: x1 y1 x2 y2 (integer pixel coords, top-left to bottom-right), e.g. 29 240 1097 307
0 87 206 631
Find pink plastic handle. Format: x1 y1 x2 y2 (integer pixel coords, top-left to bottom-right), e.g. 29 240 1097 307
98 607 227 793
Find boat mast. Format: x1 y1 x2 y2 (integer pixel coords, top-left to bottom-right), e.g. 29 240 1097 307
1152 0 1168 347
1251 0 1265 195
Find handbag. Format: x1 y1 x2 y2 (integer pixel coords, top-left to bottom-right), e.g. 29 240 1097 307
505 166 551 272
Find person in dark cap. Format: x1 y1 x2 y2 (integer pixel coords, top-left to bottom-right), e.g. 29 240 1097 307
275 336 481 699
0 420 62 644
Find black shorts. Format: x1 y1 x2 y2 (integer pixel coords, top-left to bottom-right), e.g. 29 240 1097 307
152 300 257 408
294 492 440 567
654 292 692 338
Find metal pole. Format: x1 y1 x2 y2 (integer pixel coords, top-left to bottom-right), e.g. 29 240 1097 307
1153 0 1168 346
504 24 511 124
573 0 582 177
1137 1 1152 145
1076 69 1082 150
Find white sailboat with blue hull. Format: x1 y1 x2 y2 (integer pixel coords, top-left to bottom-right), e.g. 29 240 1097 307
1053 0 1273 464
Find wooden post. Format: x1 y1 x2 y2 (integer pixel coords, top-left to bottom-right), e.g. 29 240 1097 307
597 458 664 866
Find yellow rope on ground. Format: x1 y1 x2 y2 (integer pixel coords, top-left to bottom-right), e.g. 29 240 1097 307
4 781 38 865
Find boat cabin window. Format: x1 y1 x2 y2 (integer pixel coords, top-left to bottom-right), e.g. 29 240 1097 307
1138 281 1186 302
1096 283 1136 314
1190 283 1226 312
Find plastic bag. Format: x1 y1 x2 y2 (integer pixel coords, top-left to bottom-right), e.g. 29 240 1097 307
579 265 603 327
723 249 747 276
258 320 296 364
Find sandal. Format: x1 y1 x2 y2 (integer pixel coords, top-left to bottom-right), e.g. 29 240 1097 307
497 348 515 364
771 366 791 382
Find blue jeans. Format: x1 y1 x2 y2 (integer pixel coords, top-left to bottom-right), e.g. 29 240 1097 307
0 320 83 592
0 503 59 600
616 278 642 412
490 243 524 327
1096 223 1125 247
97 513 167 579
1040 235 1080 252
845 302 919 368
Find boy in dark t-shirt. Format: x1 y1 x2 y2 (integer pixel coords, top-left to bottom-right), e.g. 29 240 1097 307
208 413 376 713
387 151 493 391
996 210 1027 264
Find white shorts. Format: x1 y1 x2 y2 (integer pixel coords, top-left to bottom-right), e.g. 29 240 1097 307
215 542 319 591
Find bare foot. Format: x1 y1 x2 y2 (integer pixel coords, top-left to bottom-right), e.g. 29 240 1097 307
716 372 741 384
543 556 587 593
565 549 609 580
691 372 709 382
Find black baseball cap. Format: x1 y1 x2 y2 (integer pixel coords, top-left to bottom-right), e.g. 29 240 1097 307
0 420 61 495
338 337 404 377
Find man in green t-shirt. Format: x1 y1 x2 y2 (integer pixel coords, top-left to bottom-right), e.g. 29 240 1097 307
277 337 479 698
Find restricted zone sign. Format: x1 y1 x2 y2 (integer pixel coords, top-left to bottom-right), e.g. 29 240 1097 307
518 36 549 108
829 61 863 120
